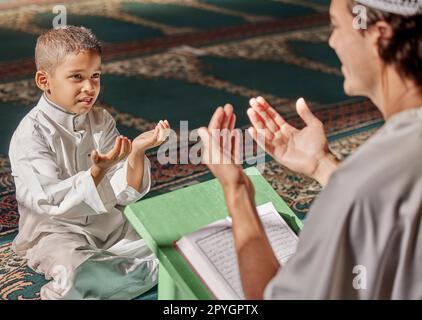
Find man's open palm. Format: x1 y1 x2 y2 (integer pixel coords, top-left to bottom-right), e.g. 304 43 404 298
247 97 330 178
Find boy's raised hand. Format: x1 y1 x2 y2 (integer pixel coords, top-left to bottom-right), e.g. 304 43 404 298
90 135 132 171
131 120 170 154
90 135 131 185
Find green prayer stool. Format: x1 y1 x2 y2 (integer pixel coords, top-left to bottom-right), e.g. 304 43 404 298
124 166 304 300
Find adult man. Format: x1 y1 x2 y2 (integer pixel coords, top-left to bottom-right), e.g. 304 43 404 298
199 0 422 299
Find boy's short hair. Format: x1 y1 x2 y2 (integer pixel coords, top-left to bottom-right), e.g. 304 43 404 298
35 25 102 73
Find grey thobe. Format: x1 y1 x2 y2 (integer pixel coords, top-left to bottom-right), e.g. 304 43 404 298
9 94 158 300
265 107 422 299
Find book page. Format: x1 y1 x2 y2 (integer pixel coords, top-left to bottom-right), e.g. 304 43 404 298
175 202 298 300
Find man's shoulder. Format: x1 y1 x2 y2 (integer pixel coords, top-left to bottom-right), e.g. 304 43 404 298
338 122 422 184
324 124 422 215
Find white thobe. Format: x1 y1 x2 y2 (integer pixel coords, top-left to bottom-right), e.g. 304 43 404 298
264 107 422 299
8 94 158 300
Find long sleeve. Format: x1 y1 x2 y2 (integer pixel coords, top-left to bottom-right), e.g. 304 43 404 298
262 121 417 300
263 174 359 300
107 157 151 206
10 128 117 218
99 110 151 206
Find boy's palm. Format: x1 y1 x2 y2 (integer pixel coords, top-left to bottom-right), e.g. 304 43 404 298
132 120 170 152
91 136 131 170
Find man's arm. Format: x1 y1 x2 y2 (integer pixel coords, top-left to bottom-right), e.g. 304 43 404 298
198 105 280 299
224 180 280 300
312 152 340 187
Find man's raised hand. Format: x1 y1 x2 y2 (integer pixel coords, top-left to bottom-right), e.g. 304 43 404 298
247 97 337 185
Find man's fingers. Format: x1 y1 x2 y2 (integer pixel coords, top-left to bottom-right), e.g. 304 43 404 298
198 127 210 146
247 127 274 155
198 127 211 164
247 108 275 140
256 96 287 128
247 108 264 129
208 106 225 130
249 98 279 134
232 129 243 165
228 113 236 131
255 96 272 110
249 98 299 139
296 98 320 127
222 104 233 129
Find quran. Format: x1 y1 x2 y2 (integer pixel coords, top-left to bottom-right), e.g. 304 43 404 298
174 202 298 300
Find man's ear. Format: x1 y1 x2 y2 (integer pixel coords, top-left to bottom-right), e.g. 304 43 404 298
369 21 394 58
35 70 50 93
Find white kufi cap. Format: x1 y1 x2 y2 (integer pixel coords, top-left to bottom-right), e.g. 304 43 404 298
356 0 422 16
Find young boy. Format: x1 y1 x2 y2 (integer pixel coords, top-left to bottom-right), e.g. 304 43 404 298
8 25 170 300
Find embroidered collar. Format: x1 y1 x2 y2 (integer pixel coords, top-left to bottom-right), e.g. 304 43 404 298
37 93 88 131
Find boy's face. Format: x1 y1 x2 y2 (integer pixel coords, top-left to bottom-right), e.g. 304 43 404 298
42 50 101 114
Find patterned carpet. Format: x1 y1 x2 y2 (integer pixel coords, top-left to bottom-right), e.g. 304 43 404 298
0 0 384 299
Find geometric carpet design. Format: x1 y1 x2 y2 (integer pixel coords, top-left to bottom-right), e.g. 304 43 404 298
0 0 384 299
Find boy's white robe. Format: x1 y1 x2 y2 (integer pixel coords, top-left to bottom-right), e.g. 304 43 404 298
8 94 158 299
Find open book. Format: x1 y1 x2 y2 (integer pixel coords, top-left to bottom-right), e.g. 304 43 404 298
175 202 298 300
